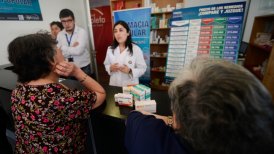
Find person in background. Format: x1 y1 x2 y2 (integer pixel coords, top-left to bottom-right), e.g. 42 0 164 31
104 20 147 87
57 8 95 79
50 21 63 40
8 32 106 153
125 58 274 154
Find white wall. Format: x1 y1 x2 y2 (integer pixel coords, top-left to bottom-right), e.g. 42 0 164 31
184 0 274 42
0 0 91 65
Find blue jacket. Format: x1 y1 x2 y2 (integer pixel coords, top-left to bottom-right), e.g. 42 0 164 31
125 111 194 154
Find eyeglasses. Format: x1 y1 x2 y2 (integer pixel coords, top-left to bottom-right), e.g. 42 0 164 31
61 19 73 24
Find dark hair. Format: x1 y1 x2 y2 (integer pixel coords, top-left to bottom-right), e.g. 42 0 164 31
59 8 74 20
169 58 274 154
111 20 133 55
50 21 64 30
8 33 57 83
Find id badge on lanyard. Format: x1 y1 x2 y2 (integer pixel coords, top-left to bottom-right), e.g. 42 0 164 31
65 32 74 62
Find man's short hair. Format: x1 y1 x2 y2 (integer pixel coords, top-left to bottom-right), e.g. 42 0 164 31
59 8 74 20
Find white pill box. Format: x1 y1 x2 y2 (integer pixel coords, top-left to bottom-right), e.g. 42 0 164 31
114 93 133 107
135 100 156 113
122 86 132 94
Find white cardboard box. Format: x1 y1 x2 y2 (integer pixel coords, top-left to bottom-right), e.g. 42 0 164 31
135 100 156 113
114 93 133 107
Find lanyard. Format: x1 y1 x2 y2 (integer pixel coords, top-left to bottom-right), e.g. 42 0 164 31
65 32 74 60
65 32 74 46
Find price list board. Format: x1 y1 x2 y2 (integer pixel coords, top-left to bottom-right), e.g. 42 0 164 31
165 2 246 83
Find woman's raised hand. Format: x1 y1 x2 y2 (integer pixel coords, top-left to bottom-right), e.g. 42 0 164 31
54 61 76 77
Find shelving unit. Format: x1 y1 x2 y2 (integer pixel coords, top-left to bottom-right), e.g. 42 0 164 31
150 43 169 45
151 28 171 31
150 56 167 59
150 0 184 90
244 14 274 100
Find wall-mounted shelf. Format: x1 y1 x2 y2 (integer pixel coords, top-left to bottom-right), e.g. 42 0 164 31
149 0 184 90
151 28 170 30
150 56 167 59
150 43 169 45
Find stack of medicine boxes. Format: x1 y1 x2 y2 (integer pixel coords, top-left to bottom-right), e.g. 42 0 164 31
114 84 156 113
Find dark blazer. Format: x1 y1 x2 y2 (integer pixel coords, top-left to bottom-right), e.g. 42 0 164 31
125 111 194 154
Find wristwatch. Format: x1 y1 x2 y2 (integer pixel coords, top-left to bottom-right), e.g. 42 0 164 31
167 116 173 127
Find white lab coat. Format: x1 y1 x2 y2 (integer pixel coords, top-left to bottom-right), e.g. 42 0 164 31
104 44 147 87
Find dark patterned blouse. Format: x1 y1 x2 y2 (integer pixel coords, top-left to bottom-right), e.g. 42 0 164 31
11 83 96 154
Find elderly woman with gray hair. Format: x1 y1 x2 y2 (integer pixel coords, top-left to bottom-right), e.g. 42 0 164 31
125 58 274 154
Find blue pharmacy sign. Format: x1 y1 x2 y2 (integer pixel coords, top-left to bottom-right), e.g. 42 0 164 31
113 7 151 85
0 0 42 21
165 2 246 83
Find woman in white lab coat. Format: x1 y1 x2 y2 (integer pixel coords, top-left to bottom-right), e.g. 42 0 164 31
104 20 147 87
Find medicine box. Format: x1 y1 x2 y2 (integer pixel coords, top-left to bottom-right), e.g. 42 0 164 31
130 86 145 101
134 84 151 100
114 93 133 107
135 100 156 113
122 86 132 94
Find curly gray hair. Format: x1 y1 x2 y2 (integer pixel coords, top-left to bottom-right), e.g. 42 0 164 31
169 58 274 154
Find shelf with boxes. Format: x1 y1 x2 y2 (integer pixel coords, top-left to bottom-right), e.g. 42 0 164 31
149 0 184 90
243 14 274 100
150 19 170 90
151 28 170 31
